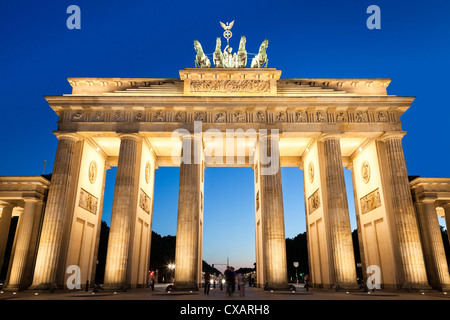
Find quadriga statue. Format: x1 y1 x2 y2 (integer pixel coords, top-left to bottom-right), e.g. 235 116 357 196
251 39 269 68
194 40 211 68
213 38 224 68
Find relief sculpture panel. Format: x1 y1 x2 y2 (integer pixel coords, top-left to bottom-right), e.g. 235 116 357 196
360 188 381 214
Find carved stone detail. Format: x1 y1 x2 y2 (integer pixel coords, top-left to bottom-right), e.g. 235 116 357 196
308 188 321 214
79 188 98 214
154 111 164 122
63 108 394 125
316 111 327 122
233 112 246 123
377 111 388 122
215 112 226 123
175 112 186 122
295 111 307 122
336 111 348 122
91 113 102 122
256 191 260 211
194 112 205 121
113 111 123 121
135 112 144 121
361 160 370 184
308 162 314 184
355 111 368 122
360 188 381 214
255 111 266 122
145 161 151 184
88 160 97 184
276 112 286 122
190 80 270 93
72 112 83 121
139 188 151 214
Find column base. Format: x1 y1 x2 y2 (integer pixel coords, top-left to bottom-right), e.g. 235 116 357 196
334 282 361 292
433 285 450 292
102 283 128 292
3 284 24 292
402 282 432 292
171 281 199 292
28 283 59 292
263 282 291 291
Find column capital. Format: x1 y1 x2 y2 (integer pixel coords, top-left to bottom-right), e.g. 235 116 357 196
22 197 40 204
380 131 407 142
258 130 280 140
0 202 15 210
416 197 438 204
118 133 142 141
180 134 202 141
346 162 354 171
54 132 80 142
318 133 342 142
440 202 450 210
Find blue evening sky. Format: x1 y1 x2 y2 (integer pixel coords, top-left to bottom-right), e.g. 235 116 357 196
1 0 449 271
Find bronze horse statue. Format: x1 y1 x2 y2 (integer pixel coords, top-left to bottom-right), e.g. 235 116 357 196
194 40 211 68
237 36 247 68
251 39 269 68
213 38 224 68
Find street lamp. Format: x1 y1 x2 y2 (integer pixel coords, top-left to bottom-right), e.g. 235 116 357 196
293 262 299 284
168 263 175 283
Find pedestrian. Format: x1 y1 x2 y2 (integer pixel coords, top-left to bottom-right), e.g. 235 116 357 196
218 273 223 291
225 266 234 296
204 271 211 295
231 267 236 293
304 274 310 291
250 273 255 287
237 272 247 297
150 275 155 291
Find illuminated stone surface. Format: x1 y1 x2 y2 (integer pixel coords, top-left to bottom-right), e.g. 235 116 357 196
0 68 447 292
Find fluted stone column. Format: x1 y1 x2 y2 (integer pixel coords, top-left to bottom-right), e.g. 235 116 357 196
104 134 141 290
6 199 38 290
381 133 429 289
173 135 202 291
0 204 14 269
415 199 450 291
259 132 288 290
320 135 358 289
442 203 450 247
30 133 79 290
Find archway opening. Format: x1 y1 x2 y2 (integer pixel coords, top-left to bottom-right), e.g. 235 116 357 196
202 167 255 276
282 167 308 284
0 216 18 283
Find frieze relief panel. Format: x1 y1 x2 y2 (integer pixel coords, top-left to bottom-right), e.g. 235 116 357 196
308 189 321 214
139 188 152 215
61 108 395 125
190 80 271 94
79 188 98 215
360 188 381 215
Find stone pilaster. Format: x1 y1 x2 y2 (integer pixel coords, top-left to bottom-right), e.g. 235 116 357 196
103 134 141 290
0 204 14 269
320 134 358 289
173 135 202 291
30 133 79 290
5 199 38 290
381 133 429 289
258 132 288 290
415 199 450 291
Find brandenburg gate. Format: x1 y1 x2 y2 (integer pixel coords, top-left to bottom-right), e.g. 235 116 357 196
1 28 450 293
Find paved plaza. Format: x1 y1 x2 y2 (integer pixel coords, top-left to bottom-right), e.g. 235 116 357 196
1 283 449 301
